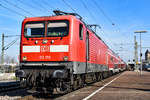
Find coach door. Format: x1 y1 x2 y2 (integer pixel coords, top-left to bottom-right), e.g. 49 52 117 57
86 31 90 72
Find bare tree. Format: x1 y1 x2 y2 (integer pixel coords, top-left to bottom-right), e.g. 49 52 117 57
5 55 10 64
10 57 17 64
0 54 1 64
4 55 17 64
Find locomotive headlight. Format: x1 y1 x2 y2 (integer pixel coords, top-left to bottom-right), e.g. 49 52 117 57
63 56 68 61
22 56 27 61
35 40 38 44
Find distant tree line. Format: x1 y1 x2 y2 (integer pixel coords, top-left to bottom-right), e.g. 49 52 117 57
0 55 18 64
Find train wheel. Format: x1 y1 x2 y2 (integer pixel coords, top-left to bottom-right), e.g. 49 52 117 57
80 75 85 88
72 75 78 90
110 71 113 76
92 73 96 82
102 72 105 79
102 71 109 79
55 79 71 94
78 76 82 88
100 73 103 81
96 73 101 82
62 82 72 94
26 74 33 88
20 78 26 88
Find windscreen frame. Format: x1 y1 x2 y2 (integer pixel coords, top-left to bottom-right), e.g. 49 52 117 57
23 20 69 38
24 21 45 38
46 20 69 37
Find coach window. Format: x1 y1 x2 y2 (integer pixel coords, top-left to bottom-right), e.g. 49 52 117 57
79 24 83 40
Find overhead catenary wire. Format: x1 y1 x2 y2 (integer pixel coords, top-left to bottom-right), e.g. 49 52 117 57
98 28 116 51
89 0 125 51
60 0 112 47
61 0 89 24
61 0 77 13
79 0 116 50
32 0 50 12
64 0 114 51
93 0 115 26
42 0 55 10
93 0 124 38
2 0 34 16
4 35 20 38
80 0 97 23
17 0 44 14
0 3 26 17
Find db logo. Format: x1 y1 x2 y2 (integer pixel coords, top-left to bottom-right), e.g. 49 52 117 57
40 46 50 52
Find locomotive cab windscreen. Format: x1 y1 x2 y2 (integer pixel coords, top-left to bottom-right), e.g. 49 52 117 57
24 21 69 37
25 22 45 37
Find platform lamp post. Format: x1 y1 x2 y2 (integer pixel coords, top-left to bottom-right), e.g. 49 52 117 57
134 30 147 75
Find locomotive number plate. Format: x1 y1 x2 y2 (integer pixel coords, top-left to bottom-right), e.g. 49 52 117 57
39 56 51 60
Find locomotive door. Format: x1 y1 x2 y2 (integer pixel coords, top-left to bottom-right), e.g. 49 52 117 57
86 31 90 72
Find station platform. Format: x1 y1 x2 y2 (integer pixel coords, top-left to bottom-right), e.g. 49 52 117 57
86 71 150 100
56 71 150 100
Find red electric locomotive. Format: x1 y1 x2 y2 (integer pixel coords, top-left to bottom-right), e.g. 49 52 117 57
16 10 126 93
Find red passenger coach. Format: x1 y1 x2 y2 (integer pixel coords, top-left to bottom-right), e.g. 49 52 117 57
16 10 126 94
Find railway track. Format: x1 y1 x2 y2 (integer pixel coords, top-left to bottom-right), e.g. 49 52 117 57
18 72 123 100
0 72 123 100
0 72 124 100
0 81 20 93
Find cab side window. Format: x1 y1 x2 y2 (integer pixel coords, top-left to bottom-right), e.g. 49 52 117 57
79 24 83 40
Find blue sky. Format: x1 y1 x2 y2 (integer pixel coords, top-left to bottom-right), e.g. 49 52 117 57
0 0 150 62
